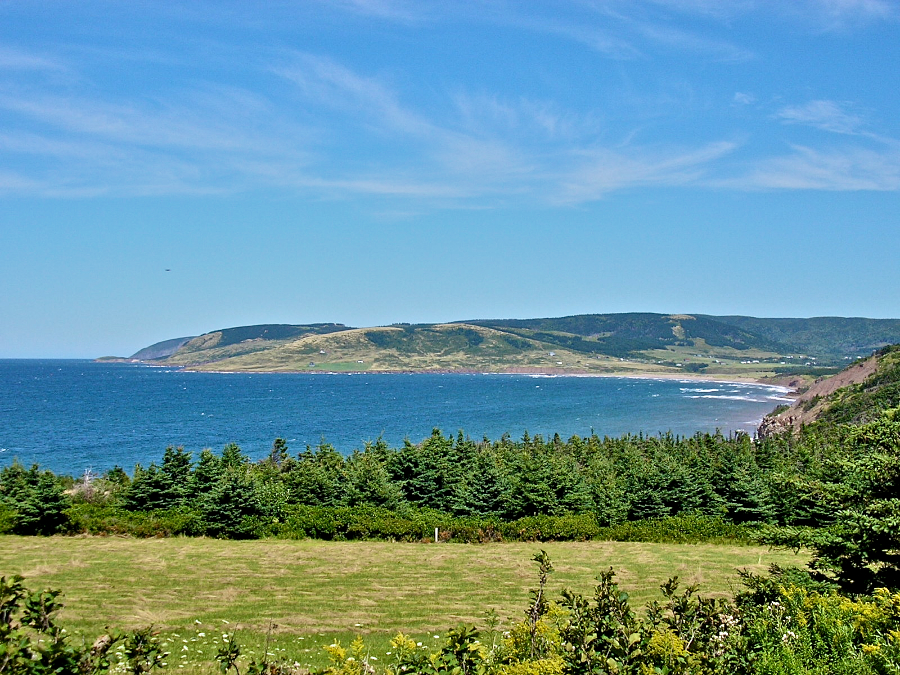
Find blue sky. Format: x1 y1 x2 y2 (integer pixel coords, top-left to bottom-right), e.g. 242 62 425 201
1 0 899 357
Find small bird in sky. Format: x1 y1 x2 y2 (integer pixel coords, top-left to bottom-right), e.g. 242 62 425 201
165 268 171 272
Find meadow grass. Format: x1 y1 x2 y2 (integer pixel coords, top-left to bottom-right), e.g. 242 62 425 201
0 536 806 672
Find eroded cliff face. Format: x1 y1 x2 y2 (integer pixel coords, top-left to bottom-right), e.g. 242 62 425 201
757 354 882 437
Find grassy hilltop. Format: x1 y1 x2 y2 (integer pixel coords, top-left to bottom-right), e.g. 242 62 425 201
128 313 900 381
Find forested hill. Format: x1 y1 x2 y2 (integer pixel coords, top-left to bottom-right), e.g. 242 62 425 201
120 313 900 377
701 315 900 363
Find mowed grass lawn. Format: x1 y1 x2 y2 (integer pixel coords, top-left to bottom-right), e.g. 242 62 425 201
0 536 806 671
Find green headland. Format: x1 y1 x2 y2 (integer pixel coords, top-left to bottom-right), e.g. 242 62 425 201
112 313 900 384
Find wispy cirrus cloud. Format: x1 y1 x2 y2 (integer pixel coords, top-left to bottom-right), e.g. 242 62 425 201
805 0 897 25
558 141 738 202
0 70 315 197
776 99 864 134
735 144 900 190
1 21 897 206
319 0 427 22
624 0 896 26
0 47 65 71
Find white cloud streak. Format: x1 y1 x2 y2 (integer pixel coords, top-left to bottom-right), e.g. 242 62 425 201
0 14 897 205
776 100 864 134
0 47 65 71
737 144 900 190
558 141 738 202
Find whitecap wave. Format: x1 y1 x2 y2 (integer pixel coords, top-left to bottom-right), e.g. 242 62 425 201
686 394 763 402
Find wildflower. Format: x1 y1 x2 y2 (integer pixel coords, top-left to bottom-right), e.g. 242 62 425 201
221 620 230 624
370 656 378 661
198 632 205 637
195 620 201 624
433 635 440 639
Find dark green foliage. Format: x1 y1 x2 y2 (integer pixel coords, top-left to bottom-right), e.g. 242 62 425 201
451 448 509 516
198 468 263 539
0 425 850 543
762 412 900 594
343 449 402 509
0 462 69 535
104 465 130 486
221 442 247 470
121 446 194 511
284 443 346 506
191 448 223 497
390 431 454 510
65 503 204 537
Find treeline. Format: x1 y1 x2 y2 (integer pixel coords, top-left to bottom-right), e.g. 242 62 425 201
0 427 812 531
0 423 883 533
2 427 778 543
2 412 899 592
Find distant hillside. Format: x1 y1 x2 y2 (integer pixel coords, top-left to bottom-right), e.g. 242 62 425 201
122 313 900 379
164 324 350 366
706 316 900 365
758 344 900 436
468 313 790 358
130 336 195 361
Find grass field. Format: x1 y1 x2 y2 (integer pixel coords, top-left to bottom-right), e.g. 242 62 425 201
0 536 806 671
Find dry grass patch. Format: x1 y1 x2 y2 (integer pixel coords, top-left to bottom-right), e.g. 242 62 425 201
0 536 804 636
0 536 807 673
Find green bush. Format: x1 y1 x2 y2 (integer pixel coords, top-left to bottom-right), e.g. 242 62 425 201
0 502 18 534
599 514 758 544
64 503 204 537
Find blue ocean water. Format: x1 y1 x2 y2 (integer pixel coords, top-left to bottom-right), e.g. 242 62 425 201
0 360 793 476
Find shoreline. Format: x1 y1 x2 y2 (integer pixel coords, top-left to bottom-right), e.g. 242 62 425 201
172 365 796 393
95 357 800 394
